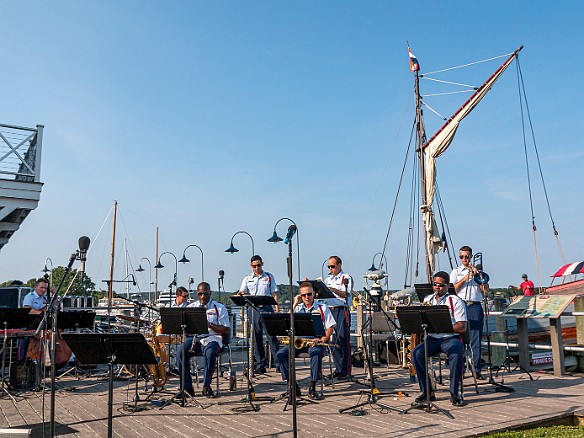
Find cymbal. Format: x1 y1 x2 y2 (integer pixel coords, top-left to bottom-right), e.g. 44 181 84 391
116 314 147 325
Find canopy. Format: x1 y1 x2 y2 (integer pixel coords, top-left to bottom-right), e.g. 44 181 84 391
551 261 584 277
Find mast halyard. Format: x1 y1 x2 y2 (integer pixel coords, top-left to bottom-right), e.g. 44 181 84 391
108 200 117 309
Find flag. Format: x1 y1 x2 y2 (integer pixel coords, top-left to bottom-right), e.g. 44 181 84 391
408 46 420 72
441 231 447 252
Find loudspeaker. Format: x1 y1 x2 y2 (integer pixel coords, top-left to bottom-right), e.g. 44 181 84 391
0 287 30 308
9 361 36 390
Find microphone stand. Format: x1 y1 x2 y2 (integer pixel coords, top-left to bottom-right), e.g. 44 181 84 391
35 250 77 438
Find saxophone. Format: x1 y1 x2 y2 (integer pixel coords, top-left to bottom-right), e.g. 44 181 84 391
147 325 168 388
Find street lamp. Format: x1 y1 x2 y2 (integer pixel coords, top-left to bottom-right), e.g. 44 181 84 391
267 217 300 436
136 257 153 310
155 251 178 295
368 252 388 272
42 258 54 294
225 231 255 257
179 244 205 282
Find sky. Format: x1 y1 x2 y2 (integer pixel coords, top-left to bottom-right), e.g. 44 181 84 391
1 1 583 296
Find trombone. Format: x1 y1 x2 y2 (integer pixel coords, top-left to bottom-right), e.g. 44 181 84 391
472 252 490 285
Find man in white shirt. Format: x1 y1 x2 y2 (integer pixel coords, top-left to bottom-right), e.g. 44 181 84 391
237 255 280 374
411 271 467 407
323 255 353 379
450 245 489 379
166 286 189 308
176 282 229 398
276 281 336 399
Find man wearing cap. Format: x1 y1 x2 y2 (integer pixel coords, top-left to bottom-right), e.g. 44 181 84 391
510 274 535 296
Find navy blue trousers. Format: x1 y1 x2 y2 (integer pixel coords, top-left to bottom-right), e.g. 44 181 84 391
466 303 484 372
176 337 220 390
331 306 351 376
249 305 280 369
276 344 325 383
412 335 464 396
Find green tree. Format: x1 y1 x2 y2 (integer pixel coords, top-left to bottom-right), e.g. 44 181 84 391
30 266 96 296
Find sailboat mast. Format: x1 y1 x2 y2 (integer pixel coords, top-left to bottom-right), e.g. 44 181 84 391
108 200 117 308
414 71 433 282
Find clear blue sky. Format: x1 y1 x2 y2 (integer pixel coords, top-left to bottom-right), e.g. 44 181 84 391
1 1 582 294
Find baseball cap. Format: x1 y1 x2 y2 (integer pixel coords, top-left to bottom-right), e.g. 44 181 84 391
521 274 527 278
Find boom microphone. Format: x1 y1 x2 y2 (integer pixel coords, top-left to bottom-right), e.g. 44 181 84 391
284 225 297 244
78 236 90 283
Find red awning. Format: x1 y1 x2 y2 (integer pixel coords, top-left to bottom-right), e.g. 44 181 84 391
552 261 584 277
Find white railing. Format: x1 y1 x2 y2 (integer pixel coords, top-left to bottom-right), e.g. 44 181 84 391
0 123 44 182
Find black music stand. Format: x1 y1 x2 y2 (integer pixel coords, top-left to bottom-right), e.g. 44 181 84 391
52 311 96 379
414 283 456 302
397 305 455 418
158 307 208 409
217 295 276 412
296 280 336 300
0 309 37 400
62 333 156 438
263 313 322 410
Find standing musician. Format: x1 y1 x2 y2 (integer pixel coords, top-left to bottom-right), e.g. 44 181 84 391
450 245 489 380
276 281 335 400
166 286 190 307
237 255 280 374
18 278 49 361
411 271 467 407
323 255 353 380
176 282 229 398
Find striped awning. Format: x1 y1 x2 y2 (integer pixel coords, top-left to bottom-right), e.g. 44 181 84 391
552 261 584 277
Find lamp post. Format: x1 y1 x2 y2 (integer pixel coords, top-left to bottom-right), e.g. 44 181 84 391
368 252 388 272
155 252 178 296
179 244 205 284
136 257 153 312
268 217 299 437
225 231 255 257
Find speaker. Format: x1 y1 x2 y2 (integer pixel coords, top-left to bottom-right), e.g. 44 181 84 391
0 287 30 308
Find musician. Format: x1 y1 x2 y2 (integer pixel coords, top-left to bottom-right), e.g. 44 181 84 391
176 282 229 398
323 255 353 380
166 286 189 307
19 278 49 361
450 246 489 380
237 255 280 374
276 281 335 400
509 274 535 296
411 271 467 407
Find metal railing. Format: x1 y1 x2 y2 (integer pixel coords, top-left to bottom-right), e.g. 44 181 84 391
0 123 44 182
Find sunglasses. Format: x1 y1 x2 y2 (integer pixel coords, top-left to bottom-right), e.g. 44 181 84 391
459 255 471 259
432 282 448 287
300 293 313 297
197 291 210 296
180 294 189 298
328 265 336 269
251 264 262 268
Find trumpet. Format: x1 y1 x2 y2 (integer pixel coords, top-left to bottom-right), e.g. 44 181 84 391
279 337 337 349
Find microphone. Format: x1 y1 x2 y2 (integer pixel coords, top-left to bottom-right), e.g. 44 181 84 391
219 270 224 280
284 225 297 244
78 236 90 283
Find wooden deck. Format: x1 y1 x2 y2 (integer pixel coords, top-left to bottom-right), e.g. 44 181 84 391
1 349 584 437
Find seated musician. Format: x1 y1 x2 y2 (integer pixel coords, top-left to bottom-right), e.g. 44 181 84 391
276 281 335 400
176 281 229 398
411 271 467 407
18 278 49 361
167 286 189 308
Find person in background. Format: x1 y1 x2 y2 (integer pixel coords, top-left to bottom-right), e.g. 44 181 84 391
167 286 189 307
509 274 535 296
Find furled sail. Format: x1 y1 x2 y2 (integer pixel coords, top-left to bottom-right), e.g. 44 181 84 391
420 47 523 269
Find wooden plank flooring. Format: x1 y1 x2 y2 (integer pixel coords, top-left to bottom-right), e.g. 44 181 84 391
1 352 583 437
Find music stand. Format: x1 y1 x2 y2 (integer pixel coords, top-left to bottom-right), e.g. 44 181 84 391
217 295 276 412
55 311 96 379
296 280 336 300
397 305 455 418
62 333 156 438
0 309 37 400
414 283 456 302
263 313 322 410
158 307 208 409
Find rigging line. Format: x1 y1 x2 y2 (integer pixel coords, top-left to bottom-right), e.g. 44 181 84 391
422 52 514 76
421 101 447 120
380 118 416 263
347 94 414 264
404 150 417 287
516 58 566 264
421 77 478 89
423 90 474 97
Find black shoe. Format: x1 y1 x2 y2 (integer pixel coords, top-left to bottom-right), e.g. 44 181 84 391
475 373 485 380
202 387 215 398
185 388 195 397
333 371 349 381
308 386 324 400
254 367 267 374
411 392 435 406
450 393 465 406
